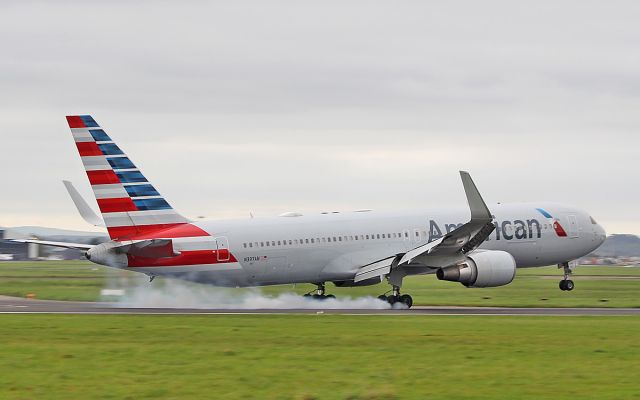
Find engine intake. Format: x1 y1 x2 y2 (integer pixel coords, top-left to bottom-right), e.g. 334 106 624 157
436 250 516 288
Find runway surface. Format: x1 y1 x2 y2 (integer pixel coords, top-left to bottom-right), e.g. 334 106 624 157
0 296 638 315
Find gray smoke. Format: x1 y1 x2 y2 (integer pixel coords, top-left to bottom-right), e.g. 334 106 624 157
106 277 402 310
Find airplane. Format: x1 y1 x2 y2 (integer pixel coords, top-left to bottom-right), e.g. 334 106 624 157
15 115 607 308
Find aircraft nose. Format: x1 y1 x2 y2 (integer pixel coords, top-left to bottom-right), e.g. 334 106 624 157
596 224 607 245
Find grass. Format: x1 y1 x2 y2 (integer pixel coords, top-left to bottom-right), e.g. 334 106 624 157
0 261 639 307
0 314 638 400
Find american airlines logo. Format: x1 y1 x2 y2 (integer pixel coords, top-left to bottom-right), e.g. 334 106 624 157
427 208 567 243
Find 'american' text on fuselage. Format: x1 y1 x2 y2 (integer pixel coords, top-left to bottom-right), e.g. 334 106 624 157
428 218 542 242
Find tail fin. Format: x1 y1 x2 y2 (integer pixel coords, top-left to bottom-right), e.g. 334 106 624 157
67 115 190 239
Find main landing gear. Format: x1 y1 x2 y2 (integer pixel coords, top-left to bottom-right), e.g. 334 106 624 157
558 262 575 291
303 283 336 300
378 285 413 308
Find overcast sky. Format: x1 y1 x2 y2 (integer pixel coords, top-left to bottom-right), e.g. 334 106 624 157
1 1 639 234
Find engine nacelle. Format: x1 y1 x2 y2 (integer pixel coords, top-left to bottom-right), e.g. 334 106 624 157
436 250 516 288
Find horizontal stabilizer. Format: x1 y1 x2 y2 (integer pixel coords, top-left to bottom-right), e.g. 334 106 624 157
10 239 94 250
62 180 105 227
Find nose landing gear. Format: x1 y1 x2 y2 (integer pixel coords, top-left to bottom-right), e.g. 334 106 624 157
558 262 575 291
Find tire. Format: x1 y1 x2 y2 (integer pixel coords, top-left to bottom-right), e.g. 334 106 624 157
326 294 336 299
399 294 413 309
559 280 567 291
565 280 575 291
303 293 312 298
387 296 398 305
312 294 324 300
377 295 388 302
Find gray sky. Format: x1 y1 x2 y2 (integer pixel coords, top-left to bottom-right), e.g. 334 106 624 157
1 0 639 234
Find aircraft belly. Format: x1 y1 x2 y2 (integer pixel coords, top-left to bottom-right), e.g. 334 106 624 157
129 263 253 287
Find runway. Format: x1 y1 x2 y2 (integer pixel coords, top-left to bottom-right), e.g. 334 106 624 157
0 296 638 315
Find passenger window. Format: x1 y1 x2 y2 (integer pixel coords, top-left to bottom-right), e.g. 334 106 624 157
366 235 369 239
249 243 253 248
243 243 247 248
278 241 282 246
305 239 309 244
333 237 337 242
266 242 270 247
339 237 342 242
260 242 264 247
377 234 380 239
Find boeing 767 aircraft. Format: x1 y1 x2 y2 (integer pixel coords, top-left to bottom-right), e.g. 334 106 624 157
16 115 607 308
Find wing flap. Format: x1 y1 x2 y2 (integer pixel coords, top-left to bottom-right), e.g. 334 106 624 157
354 256 396 282
397 237 444 266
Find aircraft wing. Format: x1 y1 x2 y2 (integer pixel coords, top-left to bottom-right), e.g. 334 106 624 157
10 239 95 250
353 171 495 282
400 171 495 266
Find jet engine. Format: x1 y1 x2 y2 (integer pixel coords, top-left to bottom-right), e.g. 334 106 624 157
436 250 516 288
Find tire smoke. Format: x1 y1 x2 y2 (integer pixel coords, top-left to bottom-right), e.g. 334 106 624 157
105 277 400 310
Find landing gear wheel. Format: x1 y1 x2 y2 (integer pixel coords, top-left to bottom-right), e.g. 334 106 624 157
399 294 413 308
387 296 398 305
305 282 334 300
559 279 575 291
377 295 388 302
558 262 575 292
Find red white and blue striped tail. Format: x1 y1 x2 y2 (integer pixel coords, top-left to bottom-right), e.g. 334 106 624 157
67 115 192 240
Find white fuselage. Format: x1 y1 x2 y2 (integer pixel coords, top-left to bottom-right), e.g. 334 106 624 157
126 202 606 287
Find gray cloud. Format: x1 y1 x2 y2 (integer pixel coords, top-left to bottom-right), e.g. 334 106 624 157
1 0 639 233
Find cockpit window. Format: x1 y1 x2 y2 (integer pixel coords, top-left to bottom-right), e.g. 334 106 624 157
590 216 598 225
